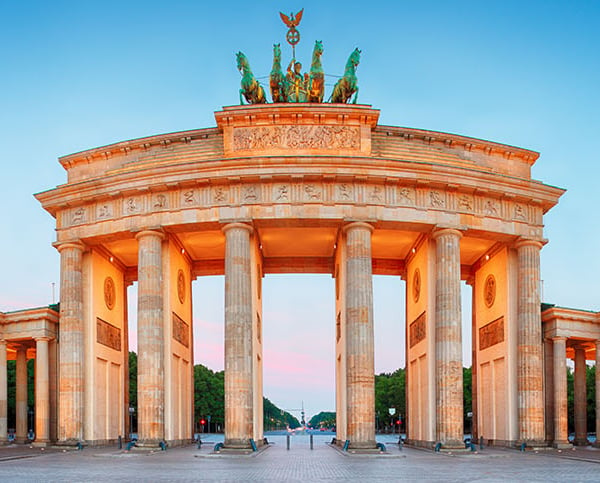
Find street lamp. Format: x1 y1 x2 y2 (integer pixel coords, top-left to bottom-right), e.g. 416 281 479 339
128 407 135 439
388 407 395 434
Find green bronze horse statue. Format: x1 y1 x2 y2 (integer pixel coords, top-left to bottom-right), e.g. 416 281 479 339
236 51 266 105
269 43 288 103
308 40 324 103
330 48 361 104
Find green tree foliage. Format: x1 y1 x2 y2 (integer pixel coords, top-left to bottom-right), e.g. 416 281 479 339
566 365 596 434
308 411 335 429
263 397 301 430
6 359 35 430
375 368 405 432
463 367 472 428
194 363 225 431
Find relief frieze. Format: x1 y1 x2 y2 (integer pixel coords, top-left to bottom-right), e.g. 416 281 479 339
153 193 168 209
232 125 360 151
172 312 190 348
398 187 415 205
71 207 86 225
97 203 113 220
97 317 121 351
409 312 426 348
479 316 504 350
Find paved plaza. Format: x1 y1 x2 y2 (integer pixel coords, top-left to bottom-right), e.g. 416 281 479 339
0 433 599 482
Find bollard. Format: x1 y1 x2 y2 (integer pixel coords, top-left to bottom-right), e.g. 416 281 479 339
249 438 257 452
214 442 224 452
159 441 167 451
343 440 350 452
310 434 313 450
376 442 386 452
479 436 484 450
126 441 136 451
118 435 122 449
434 442 442 452
286 434 290 450
76 442 83 451
197 438 203 449
520 442 526 452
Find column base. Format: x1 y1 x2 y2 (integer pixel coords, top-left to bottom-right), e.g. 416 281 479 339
347 440 378 450
223 438 253 450
573 438 589 446
135 438 167 449
439 439 466 451
32 440 50 448
553 441 573 449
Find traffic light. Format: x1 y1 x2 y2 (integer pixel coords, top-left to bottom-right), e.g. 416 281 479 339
200 419 206 425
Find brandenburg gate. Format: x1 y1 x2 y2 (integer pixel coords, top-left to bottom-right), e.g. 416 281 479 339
32 99 568 449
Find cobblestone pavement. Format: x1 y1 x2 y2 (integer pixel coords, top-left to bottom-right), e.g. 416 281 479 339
0 434 599 482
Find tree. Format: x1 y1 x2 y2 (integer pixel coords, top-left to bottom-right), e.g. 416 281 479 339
308 411 335 429
375 369 405 432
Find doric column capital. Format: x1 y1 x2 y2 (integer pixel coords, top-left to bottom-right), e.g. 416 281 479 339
54 240 86 253
342 221 374 234
431 227 463 241
34 336 52 343
135 229 165 242
552 336 568 343
222 222 254 235
514 238 544 251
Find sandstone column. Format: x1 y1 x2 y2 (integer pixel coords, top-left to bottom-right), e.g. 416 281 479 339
223 223 254 448
136 230 165 446
34 337 51 445
552 337 569 447
596 340 600 448
16 346 28 443
0 340 7 444
573 345 588 446
57 242 85 442
344 222 375 449
432 228 464 448
516 239 545 443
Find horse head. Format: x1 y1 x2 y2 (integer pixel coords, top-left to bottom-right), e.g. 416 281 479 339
313 40 323 57
236 51 248 73
350 48 361 68
273 43 281 63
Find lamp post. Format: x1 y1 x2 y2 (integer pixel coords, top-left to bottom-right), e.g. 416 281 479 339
388 407 395 434
128 407 135 439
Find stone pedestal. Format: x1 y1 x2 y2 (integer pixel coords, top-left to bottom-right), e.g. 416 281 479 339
136 230 166 447
344 222 376 449
552 337 570 448
0 340 7 444
516 240 545 443
34 337 51 445
432 228 464 448
15 347 28 443
223 223 254 449
57 242 85 443
573 346 588 446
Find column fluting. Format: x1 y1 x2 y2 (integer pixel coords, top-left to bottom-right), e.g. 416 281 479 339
136 230 165 445
35 337 51 444
552 337 569 446
516 239 545 443
57 242 85 442
574 345 588 445
223 223 254 448
344 222 375 449
432 228 464 447
0 340 7 444
16 347 27 443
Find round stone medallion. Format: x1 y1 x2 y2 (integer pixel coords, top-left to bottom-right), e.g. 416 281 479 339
484 274 496 308
413 268 421 303
177 269 186 304
104 276 116 310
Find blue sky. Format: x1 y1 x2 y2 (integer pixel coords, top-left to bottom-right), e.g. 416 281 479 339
1 1 599 419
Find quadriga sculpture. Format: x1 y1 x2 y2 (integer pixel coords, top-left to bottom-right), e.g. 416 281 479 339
330 48 360 104
236 51 266 105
